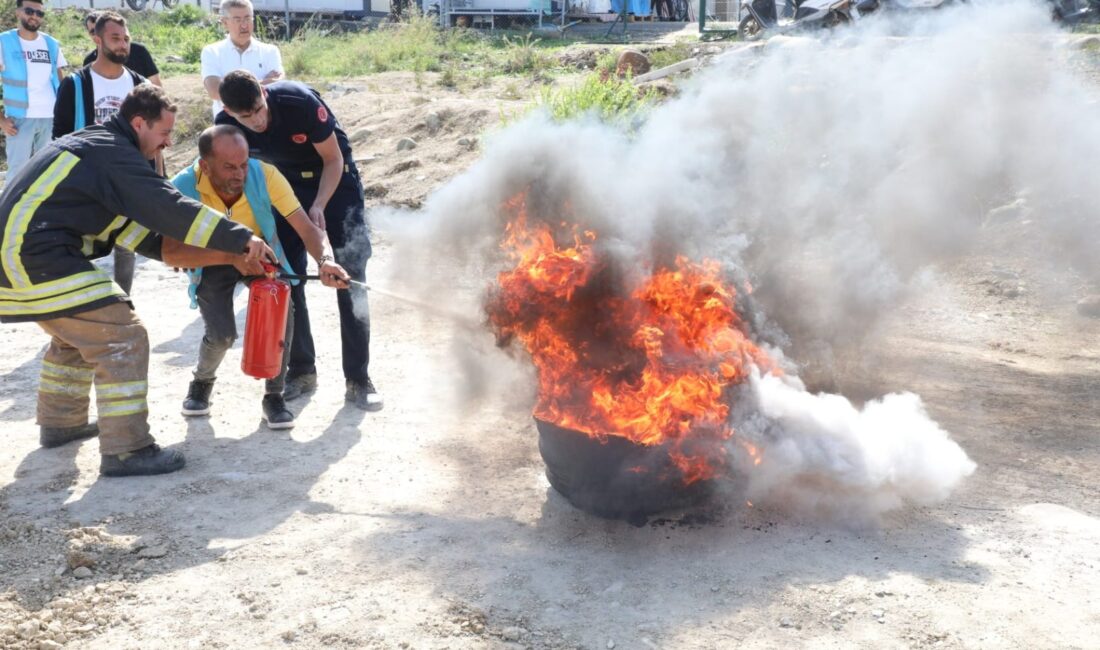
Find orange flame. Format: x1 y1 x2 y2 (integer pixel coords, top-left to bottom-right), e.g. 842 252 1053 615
487 195 773 484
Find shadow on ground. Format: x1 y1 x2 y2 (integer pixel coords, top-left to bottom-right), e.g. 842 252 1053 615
0 405 365 609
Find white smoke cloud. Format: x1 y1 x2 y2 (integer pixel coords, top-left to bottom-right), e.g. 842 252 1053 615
374 0 1100 517
387 0 1097 347
729 370 976 521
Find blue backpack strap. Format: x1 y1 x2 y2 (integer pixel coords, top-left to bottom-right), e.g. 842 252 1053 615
169 161 204 309
72 73 85 131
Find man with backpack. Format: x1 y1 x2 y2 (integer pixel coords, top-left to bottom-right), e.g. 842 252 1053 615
53 13 146 141
53 12 149 296
81 11 161 86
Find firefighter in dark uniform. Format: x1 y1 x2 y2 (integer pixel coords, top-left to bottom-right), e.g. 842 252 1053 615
215 70 380 411
0 84 275 477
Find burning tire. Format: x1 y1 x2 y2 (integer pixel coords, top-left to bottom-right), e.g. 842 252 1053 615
488 203 767 523
536 418 714 521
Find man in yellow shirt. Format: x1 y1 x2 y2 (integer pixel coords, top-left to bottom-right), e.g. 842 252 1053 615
172 124 349 429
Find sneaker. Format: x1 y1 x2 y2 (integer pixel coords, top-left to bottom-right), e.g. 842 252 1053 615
261 394 295 430
182 379 214 417
282 373 318 401
100 444 186 477
39 422 99 448
345 378 383 412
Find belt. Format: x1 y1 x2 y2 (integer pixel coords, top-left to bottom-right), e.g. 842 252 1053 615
297 164 352 180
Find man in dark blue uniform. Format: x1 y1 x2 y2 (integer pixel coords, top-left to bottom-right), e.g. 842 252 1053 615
215 70 380 411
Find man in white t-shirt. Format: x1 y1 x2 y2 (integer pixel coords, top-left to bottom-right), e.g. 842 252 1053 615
54 13 147 139
90 17 135 126
201 0 283 119
0 0 67 177
53 12 149 296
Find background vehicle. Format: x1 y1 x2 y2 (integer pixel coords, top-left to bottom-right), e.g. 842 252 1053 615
738 0 855 40
882 0 966 9
1049 0 1100 24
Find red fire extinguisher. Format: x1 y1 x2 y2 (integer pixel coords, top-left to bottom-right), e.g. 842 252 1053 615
241 262 290 380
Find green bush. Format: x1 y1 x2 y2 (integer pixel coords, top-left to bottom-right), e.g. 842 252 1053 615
161 4 208 26
539 73 657 124
0 4 674 81
181 39 205 65
283 12 446 76
500 33 550 76
0 0 16 31
648 42 694 71
133 11 222 68
594 50 618 78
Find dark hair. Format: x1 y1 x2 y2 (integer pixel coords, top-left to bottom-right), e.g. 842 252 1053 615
120 84 177 126
219 70 263 114
198 125 247 159
94 11 125 37
84 11 98 27
16 0 44 7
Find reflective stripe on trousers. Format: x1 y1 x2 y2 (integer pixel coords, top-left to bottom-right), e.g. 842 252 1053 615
36 302 155 456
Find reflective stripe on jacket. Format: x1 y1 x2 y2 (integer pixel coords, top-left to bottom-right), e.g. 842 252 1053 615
0 114 254 322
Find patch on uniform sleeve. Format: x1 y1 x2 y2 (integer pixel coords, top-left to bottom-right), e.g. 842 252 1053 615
292 133 307 144
317 106 328 122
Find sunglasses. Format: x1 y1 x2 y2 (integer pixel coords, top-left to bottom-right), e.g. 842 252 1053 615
22 7 46 17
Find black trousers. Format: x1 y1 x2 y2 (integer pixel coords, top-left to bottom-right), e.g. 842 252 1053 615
114 248 135 295
276 172 373 386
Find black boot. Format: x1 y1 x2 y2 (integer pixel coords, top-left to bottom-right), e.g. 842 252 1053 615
345 377 383 412
261 394 295 430
40 422 99 448
182 379 214 417
100 444 186 477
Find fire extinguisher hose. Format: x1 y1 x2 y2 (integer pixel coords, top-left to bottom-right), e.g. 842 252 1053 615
277 273 480 330
278 273 369 289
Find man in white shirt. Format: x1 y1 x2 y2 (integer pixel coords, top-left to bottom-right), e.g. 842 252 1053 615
201 0 283 119
55 14 149 137
0 0 67 177
53 12 150 296
82 12 161 86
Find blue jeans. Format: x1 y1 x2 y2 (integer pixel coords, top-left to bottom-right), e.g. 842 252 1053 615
5 117 53 177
